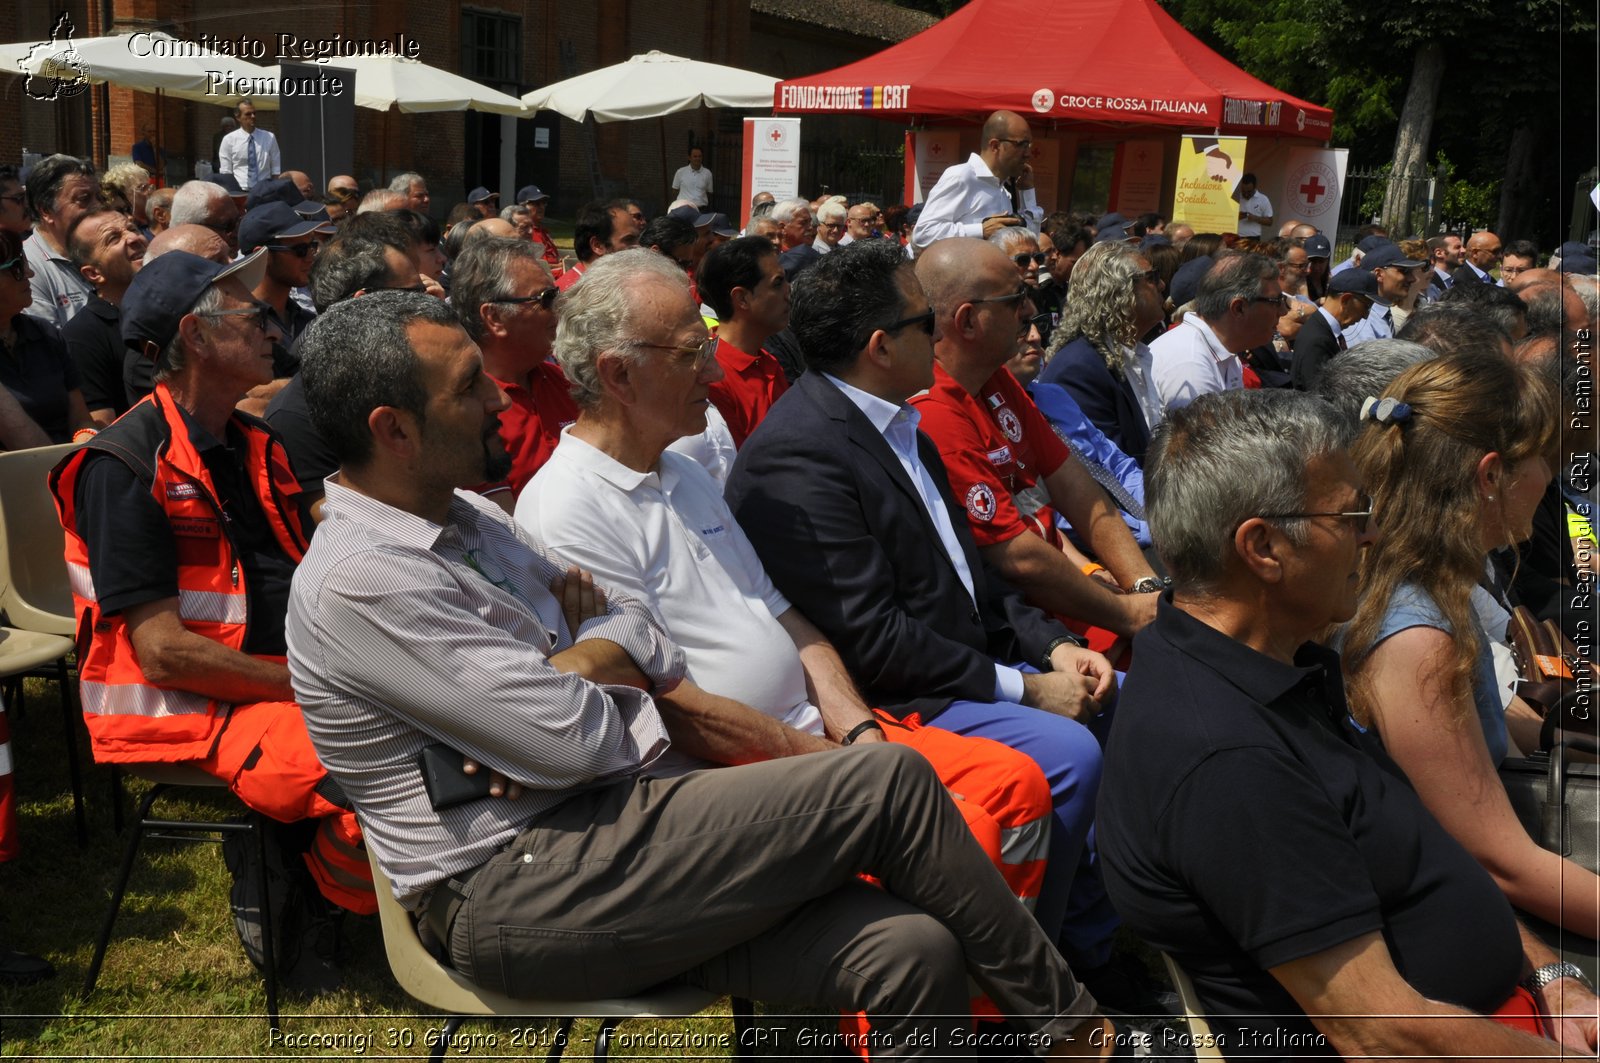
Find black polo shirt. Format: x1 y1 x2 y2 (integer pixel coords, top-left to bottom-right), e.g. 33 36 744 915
62 295 129 418
73 406 300 656
1 313 80 443
1099 596 1523 1058
263 373 335 493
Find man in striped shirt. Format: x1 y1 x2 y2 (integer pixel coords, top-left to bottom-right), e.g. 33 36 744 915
287 290 1113 1056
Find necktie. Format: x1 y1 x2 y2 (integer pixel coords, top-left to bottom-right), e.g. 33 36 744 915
1056 435 1144 520
1383 310 1393 335
1336 333 1347 352
246 133 258 188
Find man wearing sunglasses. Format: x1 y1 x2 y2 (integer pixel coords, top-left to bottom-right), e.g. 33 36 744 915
449 236 575 505
911 110 1041 255
239 202 335 353
51 249 371 990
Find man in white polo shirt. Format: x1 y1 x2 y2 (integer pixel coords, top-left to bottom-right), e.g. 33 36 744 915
1232 172 1272 239
670 148 713 210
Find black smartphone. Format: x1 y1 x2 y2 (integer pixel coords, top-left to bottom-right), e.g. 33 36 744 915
417 743 496 810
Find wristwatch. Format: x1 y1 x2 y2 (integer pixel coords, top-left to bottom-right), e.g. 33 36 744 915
1129 576 1170 594
1521 961 1594 994
1041 634 1080 671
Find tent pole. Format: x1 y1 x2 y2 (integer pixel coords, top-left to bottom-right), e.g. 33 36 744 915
659 117 668 208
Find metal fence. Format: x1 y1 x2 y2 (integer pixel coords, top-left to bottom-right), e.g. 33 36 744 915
1337 163 1482 242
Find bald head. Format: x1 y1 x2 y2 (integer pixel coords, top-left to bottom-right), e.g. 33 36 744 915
464 218 518 245
916 237 1013 320
979 110 1032 182
1506 267 1562 293
145 223 231 265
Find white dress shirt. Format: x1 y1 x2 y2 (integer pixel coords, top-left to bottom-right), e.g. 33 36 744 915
910 153 1041 253
822 373 1026 703
217 127 281 185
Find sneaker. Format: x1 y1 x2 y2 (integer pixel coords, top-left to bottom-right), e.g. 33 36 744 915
1077 955 1181 1019
221 828 270 969
0 947 54 985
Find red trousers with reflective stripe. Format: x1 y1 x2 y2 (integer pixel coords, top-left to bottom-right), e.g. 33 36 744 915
0 709 17 864
194 700 375 914
841 709 1053 1051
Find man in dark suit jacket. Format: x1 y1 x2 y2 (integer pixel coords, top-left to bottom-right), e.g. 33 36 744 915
1451 230 1502 286
1290 269 1386 391
725 239 1126 981
1425 233 1463 300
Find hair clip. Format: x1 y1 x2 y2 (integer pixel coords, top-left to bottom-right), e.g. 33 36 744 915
1359 396 1413 425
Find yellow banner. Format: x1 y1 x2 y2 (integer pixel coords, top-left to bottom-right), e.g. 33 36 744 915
1174 135 1248 233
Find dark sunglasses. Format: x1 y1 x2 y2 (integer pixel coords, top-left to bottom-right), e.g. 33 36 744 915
0 256 25 282
266 240 322 259
491 287 560 311
1013 252 1047 268
195 299 274 333
884 308 936 336
968 285 1030 308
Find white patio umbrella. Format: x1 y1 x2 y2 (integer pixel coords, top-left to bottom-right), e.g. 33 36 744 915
0 30 272 107
316 54 528 116
520 50 777 123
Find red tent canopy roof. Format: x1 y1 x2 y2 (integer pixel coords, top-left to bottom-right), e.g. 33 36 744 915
775 0 1333 138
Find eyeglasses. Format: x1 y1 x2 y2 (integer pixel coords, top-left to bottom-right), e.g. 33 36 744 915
883 308 936 336
1261 496 1374 534
820 222 846 232
266 240 322 259
491 287 560 311
995 137 1033 151
0 256 25 282
0 193 24 206
1501 265 1529 277
1013 252 1047 268
968 285 1030 308
633 335 719 371
1250 293 1291 312
195 299 273 333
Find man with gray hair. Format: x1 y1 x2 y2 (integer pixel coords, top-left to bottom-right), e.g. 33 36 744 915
771 197 821 280
1313 338 1435 423
356 189 406 215
387 172 430 215
287 286 1111 1055
1148 252 1283 413
449 236 575 502
1099 387 1589 1058
23 154 102 326
170 180 240 256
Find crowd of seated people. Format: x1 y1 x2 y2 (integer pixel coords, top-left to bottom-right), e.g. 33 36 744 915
1 137 1597 1059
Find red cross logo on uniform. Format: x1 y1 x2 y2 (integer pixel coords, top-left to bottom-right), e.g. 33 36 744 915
1299 175 1327 204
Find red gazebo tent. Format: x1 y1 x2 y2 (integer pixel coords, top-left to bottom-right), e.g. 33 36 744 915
774 0 1332 138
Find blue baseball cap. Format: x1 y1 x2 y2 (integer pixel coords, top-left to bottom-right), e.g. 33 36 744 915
1361 242 1425 271
206 173 245 197
515 184 549 204
238 201 335 252
467 186 498 205
121 249 268 361
246 177 303 210
1303 233 1332 259
1327 266 1391 307
1169 256 1213 307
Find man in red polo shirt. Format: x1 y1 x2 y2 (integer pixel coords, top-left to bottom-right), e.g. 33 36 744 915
909 238 1162 645
450 236 577 504
697 235 791 447
515 183 563 279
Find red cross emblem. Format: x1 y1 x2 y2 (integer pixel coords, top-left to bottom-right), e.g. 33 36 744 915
768 128 782 144
1299 175 1327 203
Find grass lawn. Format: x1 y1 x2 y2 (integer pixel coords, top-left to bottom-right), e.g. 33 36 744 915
0 676 836 1059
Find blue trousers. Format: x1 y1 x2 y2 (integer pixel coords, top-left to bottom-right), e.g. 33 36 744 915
932 695 1118 970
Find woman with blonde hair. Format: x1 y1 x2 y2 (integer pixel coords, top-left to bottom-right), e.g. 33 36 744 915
1342 348 1600 942
1038 240 1166 462
101 162 154 235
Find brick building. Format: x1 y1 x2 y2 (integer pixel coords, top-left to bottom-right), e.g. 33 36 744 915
0 0 932 217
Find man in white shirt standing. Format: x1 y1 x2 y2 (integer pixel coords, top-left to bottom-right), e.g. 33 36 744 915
911 110 1040 254
216 99 281 191
1232 172 1272 239
670 148 713 210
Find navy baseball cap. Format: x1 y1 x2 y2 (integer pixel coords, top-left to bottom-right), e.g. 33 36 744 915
706 212 738 238
1327 266 1391 307
515 184 549 204
1361 242 1425 271
121 249 268 361
467 187 498 205
1095 224 1131 244
1097 212 1127 231
1169 256 1213 307
1558 241 1589 260
206 173 245 197
238 202 335 252
1303 233 1332 259
1355 234 1390 255
1562 254 1598 275
667 204 701 225
1139 233 1172 251
246 177 303 210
